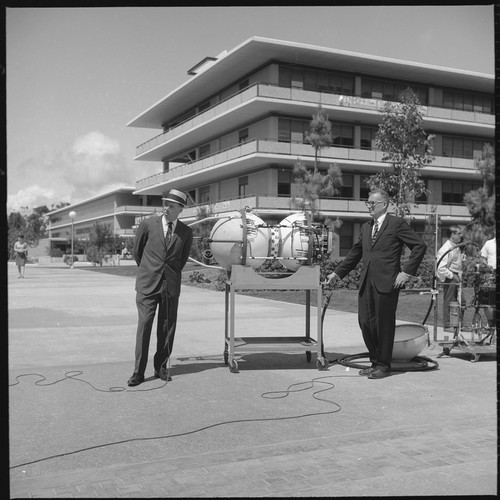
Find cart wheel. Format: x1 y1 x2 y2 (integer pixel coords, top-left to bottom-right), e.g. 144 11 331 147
223 350 228 365
306 351 311 362
229 359 239 373
316 358 329 371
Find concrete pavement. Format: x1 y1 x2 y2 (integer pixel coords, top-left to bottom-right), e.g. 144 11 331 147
8 263 497 497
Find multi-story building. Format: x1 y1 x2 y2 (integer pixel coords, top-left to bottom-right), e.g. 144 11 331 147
127 37 493 257
43 187 161 261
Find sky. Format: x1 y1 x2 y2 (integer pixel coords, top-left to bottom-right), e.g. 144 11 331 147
5 5 495 213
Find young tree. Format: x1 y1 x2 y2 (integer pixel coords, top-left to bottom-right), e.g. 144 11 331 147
293 160 342 226
367 88 435 219
293 106 343 226
463 143 495 244
305 106 333 173
85 221 115 266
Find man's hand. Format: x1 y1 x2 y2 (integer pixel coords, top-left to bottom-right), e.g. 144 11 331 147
326 272 338 284
393 272 410 289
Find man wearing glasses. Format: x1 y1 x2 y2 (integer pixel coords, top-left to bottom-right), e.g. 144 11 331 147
327 189 427 379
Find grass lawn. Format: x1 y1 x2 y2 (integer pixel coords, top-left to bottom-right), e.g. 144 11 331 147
79 262 476 328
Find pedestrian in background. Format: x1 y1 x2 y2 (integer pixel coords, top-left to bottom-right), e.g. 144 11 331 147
128 189 193 387
436 226 466 333
14 234 28 279
327 189 427 379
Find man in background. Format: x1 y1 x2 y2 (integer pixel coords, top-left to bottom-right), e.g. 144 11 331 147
436 226 466 333
480 230 496 327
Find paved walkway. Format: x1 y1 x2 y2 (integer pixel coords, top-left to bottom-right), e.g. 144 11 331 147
8 264 497 497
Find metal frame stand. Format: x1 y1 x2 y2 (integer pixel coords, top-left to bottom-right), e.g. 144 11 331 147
436 280 496 362
223 265 329 373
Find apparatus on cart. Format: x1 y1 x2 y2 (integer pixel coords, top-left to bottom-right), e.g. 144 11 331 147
197 208 332 373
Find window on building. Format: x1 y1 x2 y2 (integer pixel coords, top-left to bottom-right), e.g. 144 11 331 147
361 78 427 105
278 118 291 142
279 65 354 95
360 127 379 150
339 174 353 199
278 118 308 143
360 175 371 200
279 66 291 88
443 90 493 114
303 70 317 91
198 143 211 159
199 186 210 204
238 176 248 197
442 136 489 159
278 169 291 196
239 128 249 143
332 124 354 148
442 181 481 204
339 222 354 257
187 190 196 205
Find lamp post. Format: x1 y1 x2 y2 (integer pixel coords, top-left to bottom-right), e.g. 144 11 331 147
69 211 76 268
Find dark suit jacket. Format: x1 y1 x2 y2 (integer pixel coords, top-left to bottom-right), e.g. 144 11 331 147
133 215 193 297
334 214 427 293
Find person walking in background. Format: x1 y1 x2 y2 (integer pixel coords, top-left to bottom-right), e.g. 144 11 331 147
128 189 193 387
436 226 466 333
14 234 28 278
326 189 427 379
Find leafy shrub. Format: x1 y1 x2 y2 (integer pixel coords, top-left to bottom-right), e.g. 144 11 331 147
213 270 228 291
63 255 79 266
188 270 211 284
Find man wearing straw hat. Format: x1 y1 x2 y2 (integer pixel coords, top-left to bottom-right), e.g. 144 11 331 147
128 189 193 387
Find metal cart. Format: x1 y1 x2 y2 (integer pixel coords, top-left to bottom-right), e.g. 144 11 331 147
223 265 329 373
437 274 496 362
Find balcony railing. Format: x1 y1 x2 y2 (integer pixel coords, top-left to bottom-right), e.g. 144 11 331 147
135 138 477 191
179 194 471 221
135 81 494 157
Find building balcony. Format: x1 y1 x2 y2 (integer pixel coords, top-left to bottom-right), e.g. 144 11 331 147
134 139 479 196
179 194 471 223
114 205 161 215
134 82 495 161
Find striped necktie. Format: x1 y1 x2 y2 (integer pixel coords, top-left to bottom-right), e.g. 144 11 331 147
166 222 173 244
372 220 379 244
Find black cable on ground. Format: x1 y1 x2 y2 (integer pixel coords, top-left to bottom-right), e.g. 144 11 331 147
9 374 342 470
334 352 439 371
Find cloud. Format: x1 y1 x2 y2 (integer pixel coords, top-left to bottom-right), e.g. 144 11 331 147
7 185 65 213
7 131 138 213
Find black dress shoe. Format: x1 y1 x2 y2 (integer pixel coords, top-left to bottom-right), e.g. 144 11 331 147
359 367 375 376
154 369 172 382
127 373 145 386
368 368 391 379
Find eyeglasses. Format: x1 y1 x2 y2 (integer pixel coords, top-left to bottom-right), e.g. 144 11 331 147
365 201 385 208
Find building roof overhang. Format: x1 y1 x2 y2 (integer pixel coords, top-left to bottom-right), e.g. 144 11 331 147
127 36 494 130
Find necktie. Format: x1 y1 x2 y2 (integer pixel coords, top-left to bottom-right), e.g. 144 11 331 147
372 220 379 244
166 222 173 245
